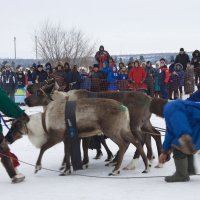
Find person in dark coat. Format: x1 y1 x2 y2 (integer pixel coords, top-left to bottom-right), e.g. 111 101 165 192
64 65 82 90
168 69 179 100
95 45 110 69
175 48 190 71
158 58 170 99
32 65 48 84
80 69 91 90
174 63 185 99
191 50 200 86
90 64 106 92
184 63 194 96
44 62 53 77
0 63 18 102
145 61 155 97
0 88 28 183
150 99 198 182
16 66 25 88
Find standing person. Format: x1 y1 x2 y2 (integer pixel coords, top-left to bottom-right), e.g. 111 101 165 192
64 65 82 90
128 60 147 92
16 65 25 88
184 63 195 97
0 63 18 102
158 58 170 99
175 48 190 71
168 69 179 100
169 59 175 73
0 88 28 183
80 69 91 90
50 61 66 90
95 45 110 69
32 65 48 84
191 50 200 86
153 61 161 98
145 61 155 97
44 62 53 77
150 98 197 183
174 63 185 99
63 62 71 73
107 66 120 91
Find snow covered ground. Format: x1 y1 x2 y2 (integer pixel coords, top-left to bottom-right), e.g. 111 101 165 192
1 105 200 200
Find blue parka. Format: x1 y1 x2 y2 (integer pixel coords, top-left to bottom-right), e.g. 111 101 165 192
163 100 200 151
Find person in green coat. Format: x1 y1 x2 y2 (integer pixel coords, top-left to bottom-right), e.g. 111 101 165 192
0 87 28 183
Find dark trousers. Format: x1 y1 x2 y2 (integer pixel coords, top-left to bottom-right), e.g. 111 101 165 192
160 84 168 99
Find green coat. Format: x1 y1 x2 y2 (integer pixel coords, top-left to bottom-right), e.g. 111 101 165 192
0 88 24 134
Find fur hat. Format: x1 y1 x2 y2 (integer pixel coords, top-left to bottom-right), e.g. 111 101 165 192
56 61 64 68
150 98 168 118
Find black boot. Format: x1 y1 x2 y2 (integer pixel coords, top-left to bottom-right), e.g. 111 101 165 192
188 155 196 175
165 158 190 182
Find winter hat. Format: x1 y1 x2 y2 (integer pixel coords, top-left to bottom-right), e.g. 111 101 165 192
93 64 99 68
180 48 184 52
160 58 166 63
56 61 64 68
5 63 11 68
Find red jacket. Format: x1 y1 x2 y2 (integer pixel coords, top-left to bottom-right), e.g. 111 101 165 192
128 66 147 90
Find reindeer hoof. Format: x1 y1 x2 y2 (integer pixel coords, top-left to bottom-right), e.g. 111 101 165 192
155 163 163 168
142 170 148 173
59 164 66 171
108 170 120 176
34 165 42 173
59 169 71 176
105 155 113 162
83 163 89 169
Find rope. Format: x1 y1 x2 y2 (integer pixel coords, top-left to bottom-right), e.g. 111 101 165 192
1 151 200 179
0 113 11 130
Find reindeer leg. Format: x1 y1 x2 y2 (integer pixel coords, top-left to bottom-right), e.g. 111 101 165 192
35 140 57 173
59 142 66 171
82 138 90 169
109 142 129 176
99 136 113 162
151 127 163 168
60 137 71 176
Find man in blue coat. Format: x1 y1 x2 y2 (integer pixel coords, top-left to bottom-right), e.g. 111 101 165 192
150 98 199 182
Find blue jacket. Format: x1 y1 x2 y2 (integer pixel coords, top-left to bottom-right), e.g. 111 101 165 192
107 71 120 90
187 91 200 102
163 100 200 151
119 73 128 80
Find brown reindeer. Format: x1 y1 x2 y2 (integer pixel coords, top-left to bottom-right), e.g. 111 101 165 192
25 89 162 169
7 98 149 175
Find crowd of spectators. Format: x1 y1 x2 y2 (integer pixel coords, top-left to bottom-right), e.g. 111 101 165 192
1 46 200 102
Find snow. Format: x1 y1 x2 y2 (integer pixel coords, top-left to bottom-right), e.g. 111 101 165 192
1 105 200 200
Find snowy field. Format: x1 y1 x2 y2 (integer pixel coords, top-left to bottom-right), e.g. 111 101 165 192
1 105 200 200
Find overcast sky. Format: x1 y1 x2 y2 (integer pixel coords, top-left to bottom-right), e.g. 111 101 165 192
0 0 199 58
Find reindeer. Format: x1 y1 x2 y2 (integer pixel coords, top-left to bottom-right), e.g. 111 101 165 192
7 98 149 176
25 88 163 169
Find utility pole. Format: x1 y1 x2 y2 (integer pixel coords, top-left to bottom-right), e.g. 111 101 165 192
35 36 38 61
14 36 16 60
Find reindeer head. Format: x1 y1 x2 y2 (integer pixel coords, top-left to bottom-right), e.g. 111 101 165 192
5 113 30 144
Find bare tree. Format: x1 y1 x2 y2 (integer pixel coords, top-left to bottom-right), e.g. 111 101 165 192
36 21 96 66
